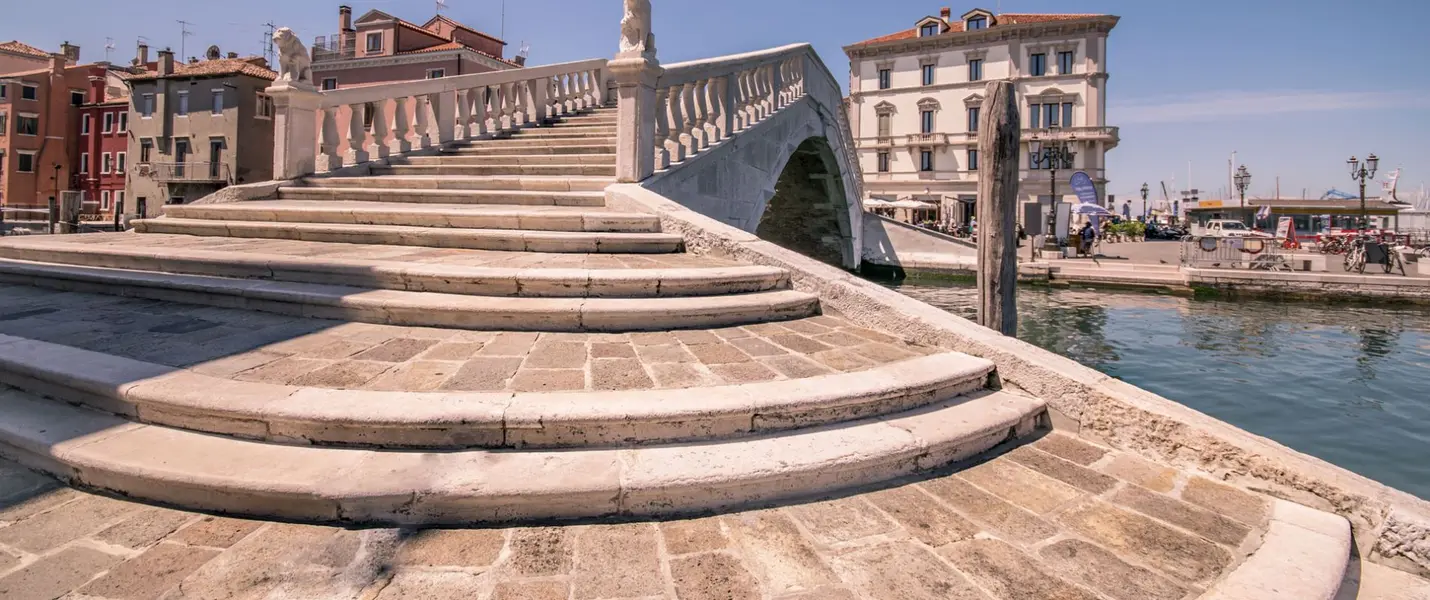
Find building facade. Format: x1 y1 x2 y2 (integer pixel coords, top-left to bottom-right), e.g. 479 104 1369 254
0 48 89 213
844 7 1119 229
311 6 519 91
0 40 73 75
124 50 275 217
75 64 136 219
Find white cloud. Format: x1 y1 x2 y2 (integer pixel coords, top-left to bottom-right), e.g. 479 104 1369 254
1112 90 1429 124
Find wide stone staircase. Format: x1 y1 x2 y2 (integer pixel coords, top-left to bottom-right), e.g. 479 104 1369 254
0 105 1047 525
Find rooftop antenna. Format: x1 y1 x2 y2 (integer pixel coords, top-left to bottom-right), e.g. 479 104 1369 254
435 0 446 14
262 21 277 65
501 0 506 41
176 20 195 61
104 37 116 62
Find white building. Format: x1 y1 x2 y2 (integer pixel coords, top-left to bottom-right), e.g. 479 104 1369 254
844 7 1119 229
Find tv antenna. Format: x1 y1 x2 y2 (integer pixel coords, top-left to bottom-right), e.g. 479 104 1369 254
435 0 447 14
176 20 195 60
262 21 277 65
104 37 116 62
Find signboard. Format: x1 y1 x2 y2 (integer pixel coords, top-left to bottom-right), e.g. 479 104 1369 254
1275 216 1295 240
1069 171 1098 206
1198 200 1224 209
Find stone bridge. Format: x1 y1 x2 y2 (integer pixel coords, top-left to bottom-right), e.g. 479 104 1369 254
0 3 1423 598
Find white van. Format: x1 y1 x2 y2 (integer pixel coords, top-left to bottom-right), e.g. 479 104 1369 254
1203 220 1272 238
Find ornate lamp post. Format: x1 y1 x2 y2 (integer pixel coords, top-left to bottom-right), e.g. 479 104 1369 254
1030 126 1076 248
1347 154 1378 231
1139 182 1149 223
1233 164 1251 224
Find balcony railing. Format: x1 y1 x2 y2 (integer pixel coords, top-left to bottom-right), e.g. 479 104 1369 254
147 162 232 184
311 33 356 63
905 132 950 147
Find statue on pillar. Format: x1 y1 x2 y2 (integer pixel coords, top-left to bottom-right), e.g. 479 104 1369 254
273 27 313 85
618 0 656 59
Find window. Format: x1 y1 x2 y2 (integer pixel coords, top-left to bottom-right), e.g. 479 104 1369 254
967 149 979 171
211 89 223 114
176 91 189 116
877 69 890 90
920 150 934 172
1062 102 1073 127
0 85 6 99
80 153 89 175
877 151 890 173
920 23 939 37
1058 51 1074 74
117 152 126 172
101 190 111 210
102 152 112 174
81 114 91 135
256 92 274 119
921 64 935 86
365 32 383 53
103 112 114 133
426 69 445 79
139 139 153 163
71 90 85 106
321 78 338 91
967 16 987 30
877 114 891 137
1030 101 1074 128
1030 53 1047 76
118 112 127 132
140 94 155 117
17 151 35 172
20 84 37 101
920 110 934 134
0 111 6 135
1030 104 1041 129
967 106 980 132
968 59 983 81
16 114 38 136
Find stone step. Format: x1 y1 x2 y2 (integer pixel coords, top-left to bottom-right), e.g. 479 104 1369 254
516 124 617 134
372 164 615 177
442 144 617 156
132 219 684 253
501 130 616 141
448 137 618 150
549 114 618 125
393 154 616 166
0 238 789 298
0 259 820 331
276 187 607 206
0 382 1043 524
0 335 995 449
162 202 658 233
293 175 613 192
1199 499 1352 600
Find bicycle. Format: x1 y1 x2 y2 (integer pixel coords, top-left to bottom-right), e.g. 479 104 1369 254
1344 238 1366 272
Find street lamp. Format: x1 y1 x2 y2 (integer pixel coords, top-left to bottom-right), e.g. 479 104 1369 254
1347 154 1378 232
1030 126 1076 249
1140 182 1149 223
1233 164 1251 225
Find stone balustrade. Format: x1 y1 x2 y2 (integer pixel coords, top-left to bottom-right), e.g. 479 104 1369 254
268 59 608 179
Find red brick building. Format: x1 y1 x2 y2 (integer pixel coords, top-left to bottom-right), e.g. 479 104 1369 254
75 65 133 218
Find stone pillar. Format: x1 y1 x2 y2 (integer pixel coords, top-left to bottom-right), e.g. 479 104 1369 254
610 56 663 183
266 81 323 180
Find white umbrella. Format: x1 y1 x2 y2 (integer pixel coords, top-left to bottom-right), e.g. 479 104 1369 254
1072 202 1113 216
863 198 892 208
889 200 937 209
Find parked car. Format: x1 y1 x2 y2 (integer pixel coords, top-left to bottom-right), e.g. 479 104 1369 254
1203 220 1273 238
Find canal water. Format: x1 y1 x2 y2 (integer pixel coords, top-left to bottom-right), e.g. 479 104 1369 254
885 281 1430 499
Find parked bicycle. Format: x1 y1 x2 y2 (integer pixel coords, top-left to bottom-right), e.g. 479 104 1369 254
1343 235 1405 275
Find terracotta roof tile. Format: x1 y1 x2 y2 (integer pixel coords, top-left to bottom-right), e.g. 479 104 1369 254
423 14 506 44
847 12 1107 48
127 57 275 82
397 19 448 42
0 40 50 59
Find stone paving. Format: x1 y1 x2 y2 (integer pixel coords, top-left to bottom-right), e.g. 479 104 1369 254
10 233 745 270
0 284 939 392
0 432 1280 600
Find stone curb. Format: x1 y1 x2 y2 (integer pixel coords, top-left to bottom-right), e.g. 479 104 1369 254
0 384 1044 524
1199 499 1352 600
133 219 685 254
0 335 994 449
162 202 662 233
606 183 1430 577
276 187 608 206
292 175 614 192
0 240 789 298
0 258 820 332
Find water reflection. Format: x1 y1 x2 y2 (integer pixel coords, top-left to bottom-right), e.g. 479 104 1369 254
885 281 1430 499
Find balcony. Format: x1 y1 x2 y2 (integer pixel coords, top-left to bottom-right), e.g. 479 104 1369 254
146 162 232 184
311 33 357 63
1020 126 1120 146
905 132 951 147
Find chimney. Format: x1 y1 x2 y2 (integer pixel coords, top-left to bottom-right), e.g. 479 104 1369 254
157 48 174 76
227 52 238 59
60 41 80 63
49 54 65 74
512 55 526 67
340 5 354 32
137 43 149 66
940 7 952 21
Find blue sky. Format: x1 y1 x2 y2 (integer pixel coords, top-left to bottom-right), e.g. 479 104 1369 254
6 0 1428 206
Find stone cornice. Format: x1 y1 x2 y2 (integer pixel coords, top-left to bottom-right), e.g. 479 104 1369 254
850 72 1098 101
844 16 1118 61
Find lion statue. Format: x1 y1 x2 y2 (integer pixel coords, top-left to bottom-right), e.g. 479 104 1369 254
619 0 655 57
273 27 312 84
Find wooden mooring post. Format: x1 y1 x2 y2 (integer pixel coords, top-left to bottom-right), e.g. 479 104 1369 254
976 80 1020 336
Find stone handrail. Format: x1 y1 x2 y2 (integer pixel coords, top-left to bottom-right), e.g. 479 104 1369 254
646 44 810 173
268 58 607 179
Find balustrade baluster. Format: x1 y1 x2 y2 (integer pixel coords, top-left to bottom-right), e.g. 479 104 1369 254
653 87 672 170
318 107 342 171
471 86 489 136
430 91 455 144
706 76 726 144
529 77 550 124
590 68 606 107
390 96 412 154
662 86 686 164
455 89 472 140
345 103 369 164
681 82 702 154
368 100 389 159
496 83 512 130
413 95 432 148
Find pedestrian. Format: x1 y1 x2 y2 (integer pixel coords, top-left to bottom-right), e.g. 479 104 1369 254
970 216 977 237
